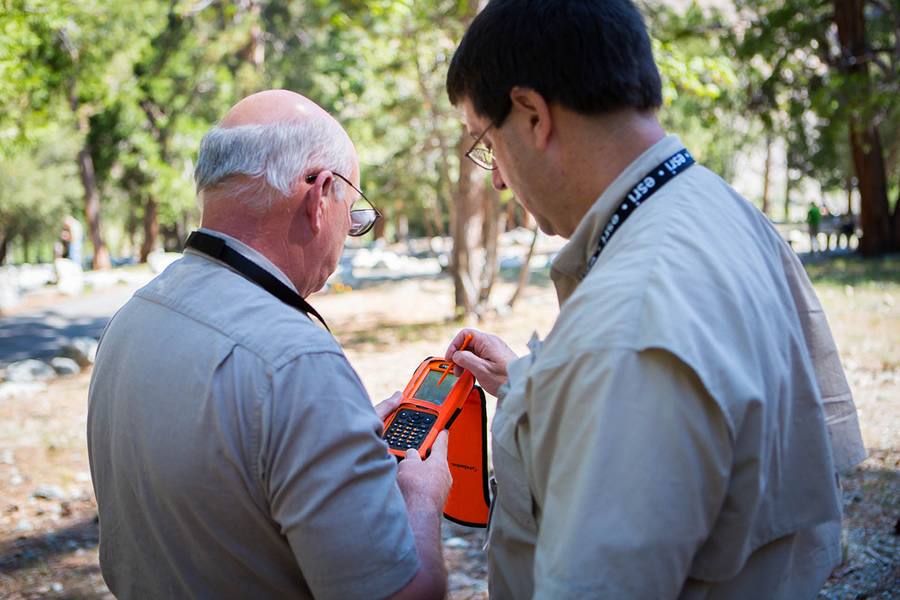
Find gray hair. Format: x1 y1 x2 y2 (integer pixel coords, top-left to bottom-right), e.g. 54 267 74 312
194 118 354 212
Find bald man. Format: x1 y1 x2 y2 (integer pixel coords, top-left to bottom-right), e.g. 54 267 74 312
87 90 450 600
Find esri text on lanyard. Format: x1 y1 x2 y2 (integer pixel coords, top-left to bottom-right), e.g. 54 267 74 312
583 148 695 278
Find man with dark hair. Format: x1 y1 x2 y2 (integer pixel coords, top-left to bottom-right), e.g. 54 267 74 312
88 90 450 600
444 1 865 598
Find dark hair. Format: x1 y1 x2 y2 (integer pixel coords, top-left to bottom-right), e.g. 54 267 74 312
446 0 663 124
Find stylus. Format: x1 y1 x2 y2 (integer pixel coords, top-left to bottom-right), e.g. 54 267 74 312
438 333 473 386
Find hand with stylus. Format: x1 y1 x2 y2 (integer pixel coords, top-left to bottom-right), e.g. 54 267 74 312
443 329 519 397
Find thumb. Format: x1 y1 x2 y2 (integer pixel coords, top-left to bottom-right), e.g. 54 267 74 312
428 429 450 460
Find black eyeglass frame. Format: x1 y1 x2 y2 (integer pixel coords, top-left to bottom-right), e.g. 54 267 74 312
465 122 498 171
304 172 382 237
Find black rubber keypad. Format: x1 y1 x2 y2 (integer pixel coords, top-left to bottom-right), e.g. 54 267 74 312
384 408 437 451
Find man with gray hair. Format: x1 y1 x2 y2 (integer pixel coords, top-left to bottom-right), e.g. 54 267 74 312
88 90 450 600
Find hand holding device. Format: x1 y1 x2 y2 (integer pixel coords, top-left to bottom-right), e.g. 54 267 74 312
374 391 404 421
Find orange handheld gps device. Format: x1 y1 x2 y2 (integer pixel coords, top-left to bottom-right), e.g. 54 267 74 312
382 356 475 459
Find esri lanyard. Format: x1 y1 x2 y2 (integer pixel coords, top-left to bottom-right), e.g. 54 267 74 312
184 230 330 331
583 148 695 278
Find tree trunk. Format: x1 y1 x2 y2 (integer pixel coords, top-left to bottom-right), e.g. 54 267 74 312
833 0 894 255
784 169 791 224
71 99 111 270
508 224 539 310
140 197 159 263
849 123 892 255
373 214 386 241
479 184 500 304
452 125 482 315
248 0 264 72
432 195 446 237
126 200 139 262
762 133 772 217
421 205 435 239
449 0 489 318
892 189 900 246
0 227 9 265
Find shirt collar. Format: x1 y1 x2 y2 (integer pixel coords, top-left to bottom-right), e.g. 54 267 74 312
186 228 300 295
550 134 686 303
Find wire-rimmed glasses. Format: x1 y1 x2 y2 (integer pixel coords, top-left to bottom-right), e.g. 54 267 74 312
465 122 497 170
305 172 382 237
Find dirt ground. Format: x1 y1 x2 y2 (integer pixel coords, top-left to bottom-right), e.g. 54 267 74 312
0 268 897 598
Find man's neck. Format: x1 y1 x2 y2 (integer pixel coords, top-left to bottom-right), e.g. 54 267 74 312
560 108 667 231
200 200 313 296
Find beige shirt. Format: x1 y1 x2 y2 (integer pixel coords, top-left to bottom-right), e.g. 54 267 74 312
487 135 866 599
88 232 419 600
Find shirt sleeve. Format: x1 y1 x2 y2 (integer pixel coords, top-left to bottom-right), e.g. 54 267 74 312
262 351 419 600
526 347 733 599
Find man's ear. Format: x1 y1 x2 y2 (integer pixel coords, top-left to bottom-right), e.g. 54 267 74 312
509 87 552 151
305 172 334 234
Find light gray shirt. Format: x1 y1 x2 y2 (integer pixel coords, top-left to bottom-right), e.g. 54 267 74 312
87 232 418 599
487 135 866 600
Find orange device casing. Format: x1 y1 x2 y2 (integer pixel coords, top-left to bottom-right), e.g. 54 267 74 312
382 357 475 459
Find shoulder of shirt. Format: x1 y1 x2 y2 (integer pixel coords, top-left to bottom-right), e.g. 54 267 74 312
130 253 343 369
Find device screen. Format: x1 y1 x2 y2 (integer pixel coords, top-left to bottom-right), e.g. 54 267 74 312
412 369 457 406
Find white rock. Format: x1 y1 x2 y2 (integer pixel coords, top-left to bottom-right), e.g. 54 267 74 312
5 359 56 382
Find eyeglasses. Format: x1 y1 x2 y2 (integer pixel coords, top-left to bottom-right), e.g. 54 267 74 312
305 172 382 237
466 123 497 170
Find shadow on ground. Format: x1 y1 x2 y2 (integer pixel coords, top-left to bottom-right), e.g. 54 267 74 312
0 313 110 369
0 515 99 576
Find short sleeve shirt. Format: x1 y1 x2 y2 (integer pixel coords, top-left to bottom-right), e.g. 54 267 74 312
87 232 419 599
487 136 865 600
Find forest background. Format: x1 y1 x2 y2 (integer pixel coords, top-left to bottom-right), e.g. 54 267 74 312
2 0 900 317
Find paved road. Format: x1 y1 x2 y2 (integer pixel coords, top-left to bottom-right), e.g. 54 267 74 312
0 281 148 369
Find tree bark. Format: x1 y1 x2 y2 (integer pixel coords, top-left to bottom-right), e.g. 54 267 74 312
479 184 500 304
507 224 539 310
75 141 111 269
784 168 791 224
762 133 772 217
452 125 482 314
70 93 111 271
140 198 159 263
449 0 489 318
0 227 9 266
833 0 894 255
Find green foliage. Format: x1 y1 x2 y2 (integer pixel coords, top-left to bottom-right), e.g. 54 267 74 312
733 0 900 199
0 123 81 255
644 2 749 181
5 0 823 262
262 0 468 238
0 0 72 156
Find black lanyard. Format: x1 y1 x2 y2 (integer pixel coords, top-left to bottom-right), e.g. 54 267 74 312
583 148 695 278
185 230 330 331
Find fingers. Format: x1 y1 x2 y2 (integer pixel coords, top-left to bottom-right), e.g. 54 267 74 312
374 391 404 421
445 329 477 361
451 350 479 377
429 429 449 460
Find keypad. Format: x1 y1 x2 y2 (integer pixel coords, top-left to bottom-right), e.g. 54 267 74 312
384 408 437 451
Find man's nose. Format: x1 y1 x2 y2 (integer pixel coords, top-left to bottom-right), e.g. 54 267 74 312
491 168 507 191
